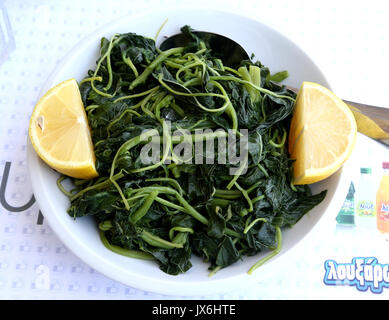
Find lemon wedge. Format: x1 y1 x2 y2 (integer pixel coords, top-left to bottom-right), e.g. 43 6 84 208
288 81 357 185
29 78 98 180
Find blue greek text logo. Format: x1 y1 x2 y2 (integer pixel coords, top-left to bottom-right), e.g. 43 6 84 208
323 257 389 294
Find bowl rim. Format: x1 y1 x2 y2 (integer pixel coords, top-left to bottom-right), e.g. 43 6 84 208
27 6 350 296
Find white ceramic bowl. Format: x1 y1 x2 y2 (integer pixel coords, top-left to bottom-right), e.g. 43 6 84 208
27 7 351 296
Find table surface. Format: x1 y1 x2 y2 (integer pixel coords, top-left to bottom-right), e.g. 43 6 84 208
0 0 388 300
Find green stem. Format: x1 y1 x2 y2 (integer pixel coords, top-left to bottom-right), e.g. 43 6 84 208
224 228 241 238
113 85 159 103
110 129 158 178
214 189 242 200
146 177 185 195
154 18 168 41
243 218 267 234
130 47 184 90
175 193 209 225
154 196 186 212
91 34 123 97
79 76 103 86
248 226 282 274
157 75 226 109
56 175 73 197
234 182 253 212
172 232 189 245
168 227 194 241
128 186 209 225
100 231 154 260
226 155 248 190
140 230 183 249
257 163 269 178
98 220 113 231
176 61 204 83
252 195 265 204
106 109 141 136
269 128 287 148
209 198 230 208
70 171 124 201
128 119 171 174
122 51 139 77
208 266 222 277
131 190 159 224
209 75 296 102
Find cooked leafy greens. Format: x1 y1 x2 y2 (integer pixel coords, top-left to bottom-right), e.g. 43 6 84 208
59 25 327 276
